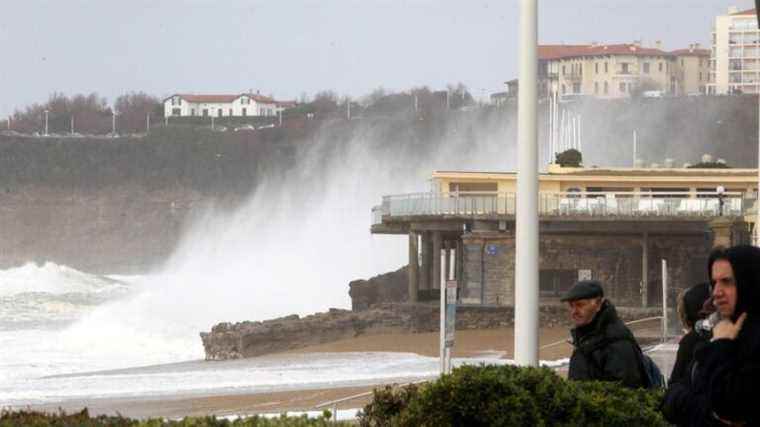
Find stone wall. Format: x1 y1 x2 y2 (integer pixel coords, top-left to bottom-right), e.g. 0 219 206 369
201 303 663 360
459 231 711 308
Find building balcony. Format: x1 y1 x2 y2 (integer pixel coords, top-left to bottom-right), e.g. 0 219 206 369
372 191 751 226
562 72 582 81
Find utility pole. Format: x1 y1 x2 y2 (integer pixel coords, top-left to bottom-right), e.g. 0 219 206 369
146 113 150 133
515 0 539 367
111 111 116 135
278 110 283 127
44 110 49 136
70 116 74 134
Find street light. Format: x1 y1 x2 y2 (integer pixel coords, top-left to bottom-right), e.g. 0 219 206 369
44 110 49 136
112 110 117 135
717 185 726 217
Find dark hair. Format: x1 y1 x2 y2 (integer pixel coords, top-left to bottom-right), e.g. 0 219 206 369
678 283 711 329
707 245 760 320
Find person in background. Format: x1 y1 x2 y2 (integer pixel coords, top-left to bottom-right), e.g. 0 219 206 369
663 245 760 426
669 282 711 384
563 280 646 388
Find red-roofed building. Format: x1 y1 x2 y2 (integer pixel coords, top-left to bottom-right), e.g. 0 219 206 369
162 92 290 118
534 41 707 99
708 7 760 94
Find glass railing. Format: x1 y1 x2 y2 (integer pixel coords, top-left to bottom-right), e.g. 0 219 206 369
372 191 751 224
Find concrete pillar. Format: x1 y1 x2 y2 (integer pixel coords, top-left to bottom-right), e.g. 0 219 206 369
641 232 648 308
709 217 750 248
444 241 452 281
456 239 464 281
420 231 430 291
408 232 419 302
433 231 442 290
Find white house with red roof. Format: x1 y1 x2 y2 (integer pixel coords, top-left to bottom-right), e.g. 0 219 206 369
163 93 293 118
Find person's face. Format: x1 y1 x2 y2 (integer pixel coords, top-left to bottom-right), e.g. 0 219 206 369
567 297 603 327
711 259 738 318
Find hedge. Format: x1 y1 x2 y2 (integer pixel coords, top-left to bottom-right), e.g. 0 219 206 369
0 409 351 427
358 364 667 426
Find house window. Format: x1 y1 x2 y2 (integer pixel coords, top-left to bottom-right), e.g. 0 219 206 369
562 84 566 94
242 108 247 116
659 62 663 72
604 62 608 73
191 109 195 116
594 82 599 94
681 59 684 67
699 72 703 81
643 62 650 73
229 109 233 116
621 63 630 74
573 83 581 93
562 65 566 75
595 63 599 74
619 82 626 92
203 109 208 116
172 108 181 116
217 108 222 117
604 81 609 94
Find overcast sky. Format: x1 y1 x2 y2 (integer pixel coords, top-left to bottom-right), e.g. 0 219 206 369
0 0 754 117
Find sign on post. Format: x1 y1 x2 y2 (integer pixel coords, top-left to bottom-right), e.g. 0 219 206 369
445 280 458 348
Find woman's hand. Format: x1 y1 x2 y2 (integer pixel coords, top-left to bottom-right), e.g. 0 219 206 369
712 312 747 341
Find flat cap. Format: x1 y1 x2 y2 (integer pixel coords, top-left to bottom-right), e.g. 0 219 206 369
561 280 604 302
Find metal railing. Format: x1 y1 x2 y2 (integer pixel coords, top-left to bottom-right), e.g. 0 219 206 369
373 191 753 224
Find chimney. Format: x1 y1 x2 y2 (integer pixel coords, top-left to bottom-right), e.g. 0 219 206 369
728 6 738 14
655 40 663 50
633 40 642 48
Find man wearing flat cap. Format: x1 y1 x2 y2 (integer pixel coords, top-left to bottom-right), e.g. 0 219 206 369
563 280 646 388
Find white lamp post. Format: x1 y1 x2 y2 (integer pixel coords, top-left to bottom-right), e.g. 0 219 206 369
44 110 49 136
515 0 539 367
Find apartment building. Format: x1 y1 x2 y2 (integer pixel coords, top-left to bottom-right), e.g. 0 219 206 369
708 7 760 94
538 42 708 99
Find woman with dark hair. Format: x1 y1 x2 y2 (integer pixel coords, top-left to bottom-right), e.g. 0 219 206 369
663 245 760 426
669 282 711 384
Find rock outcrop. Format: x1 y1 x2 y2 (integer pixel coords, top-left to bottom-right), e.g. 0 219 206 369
200 303 663 360
348 266 408 310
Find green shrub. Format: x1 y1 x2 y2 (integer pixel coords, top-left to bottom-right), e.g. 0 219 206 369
0 408 351 427
358 365 667 426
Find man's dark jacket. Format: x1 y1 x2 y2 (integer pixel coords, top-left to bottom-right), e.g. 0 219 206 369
568 299 646 388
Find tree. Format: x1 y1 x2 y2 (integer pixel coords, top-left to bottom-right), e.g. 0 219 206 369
555 148 583 167
114 92 161 133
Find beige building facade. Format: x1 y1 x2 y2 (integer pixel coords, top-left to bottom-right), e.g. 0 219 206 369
539 42 709 99
708 7 759 94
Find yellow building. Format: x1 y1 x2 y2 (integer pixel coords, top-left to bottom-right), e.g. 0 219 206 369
708 7 760 94
539 42 708 99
